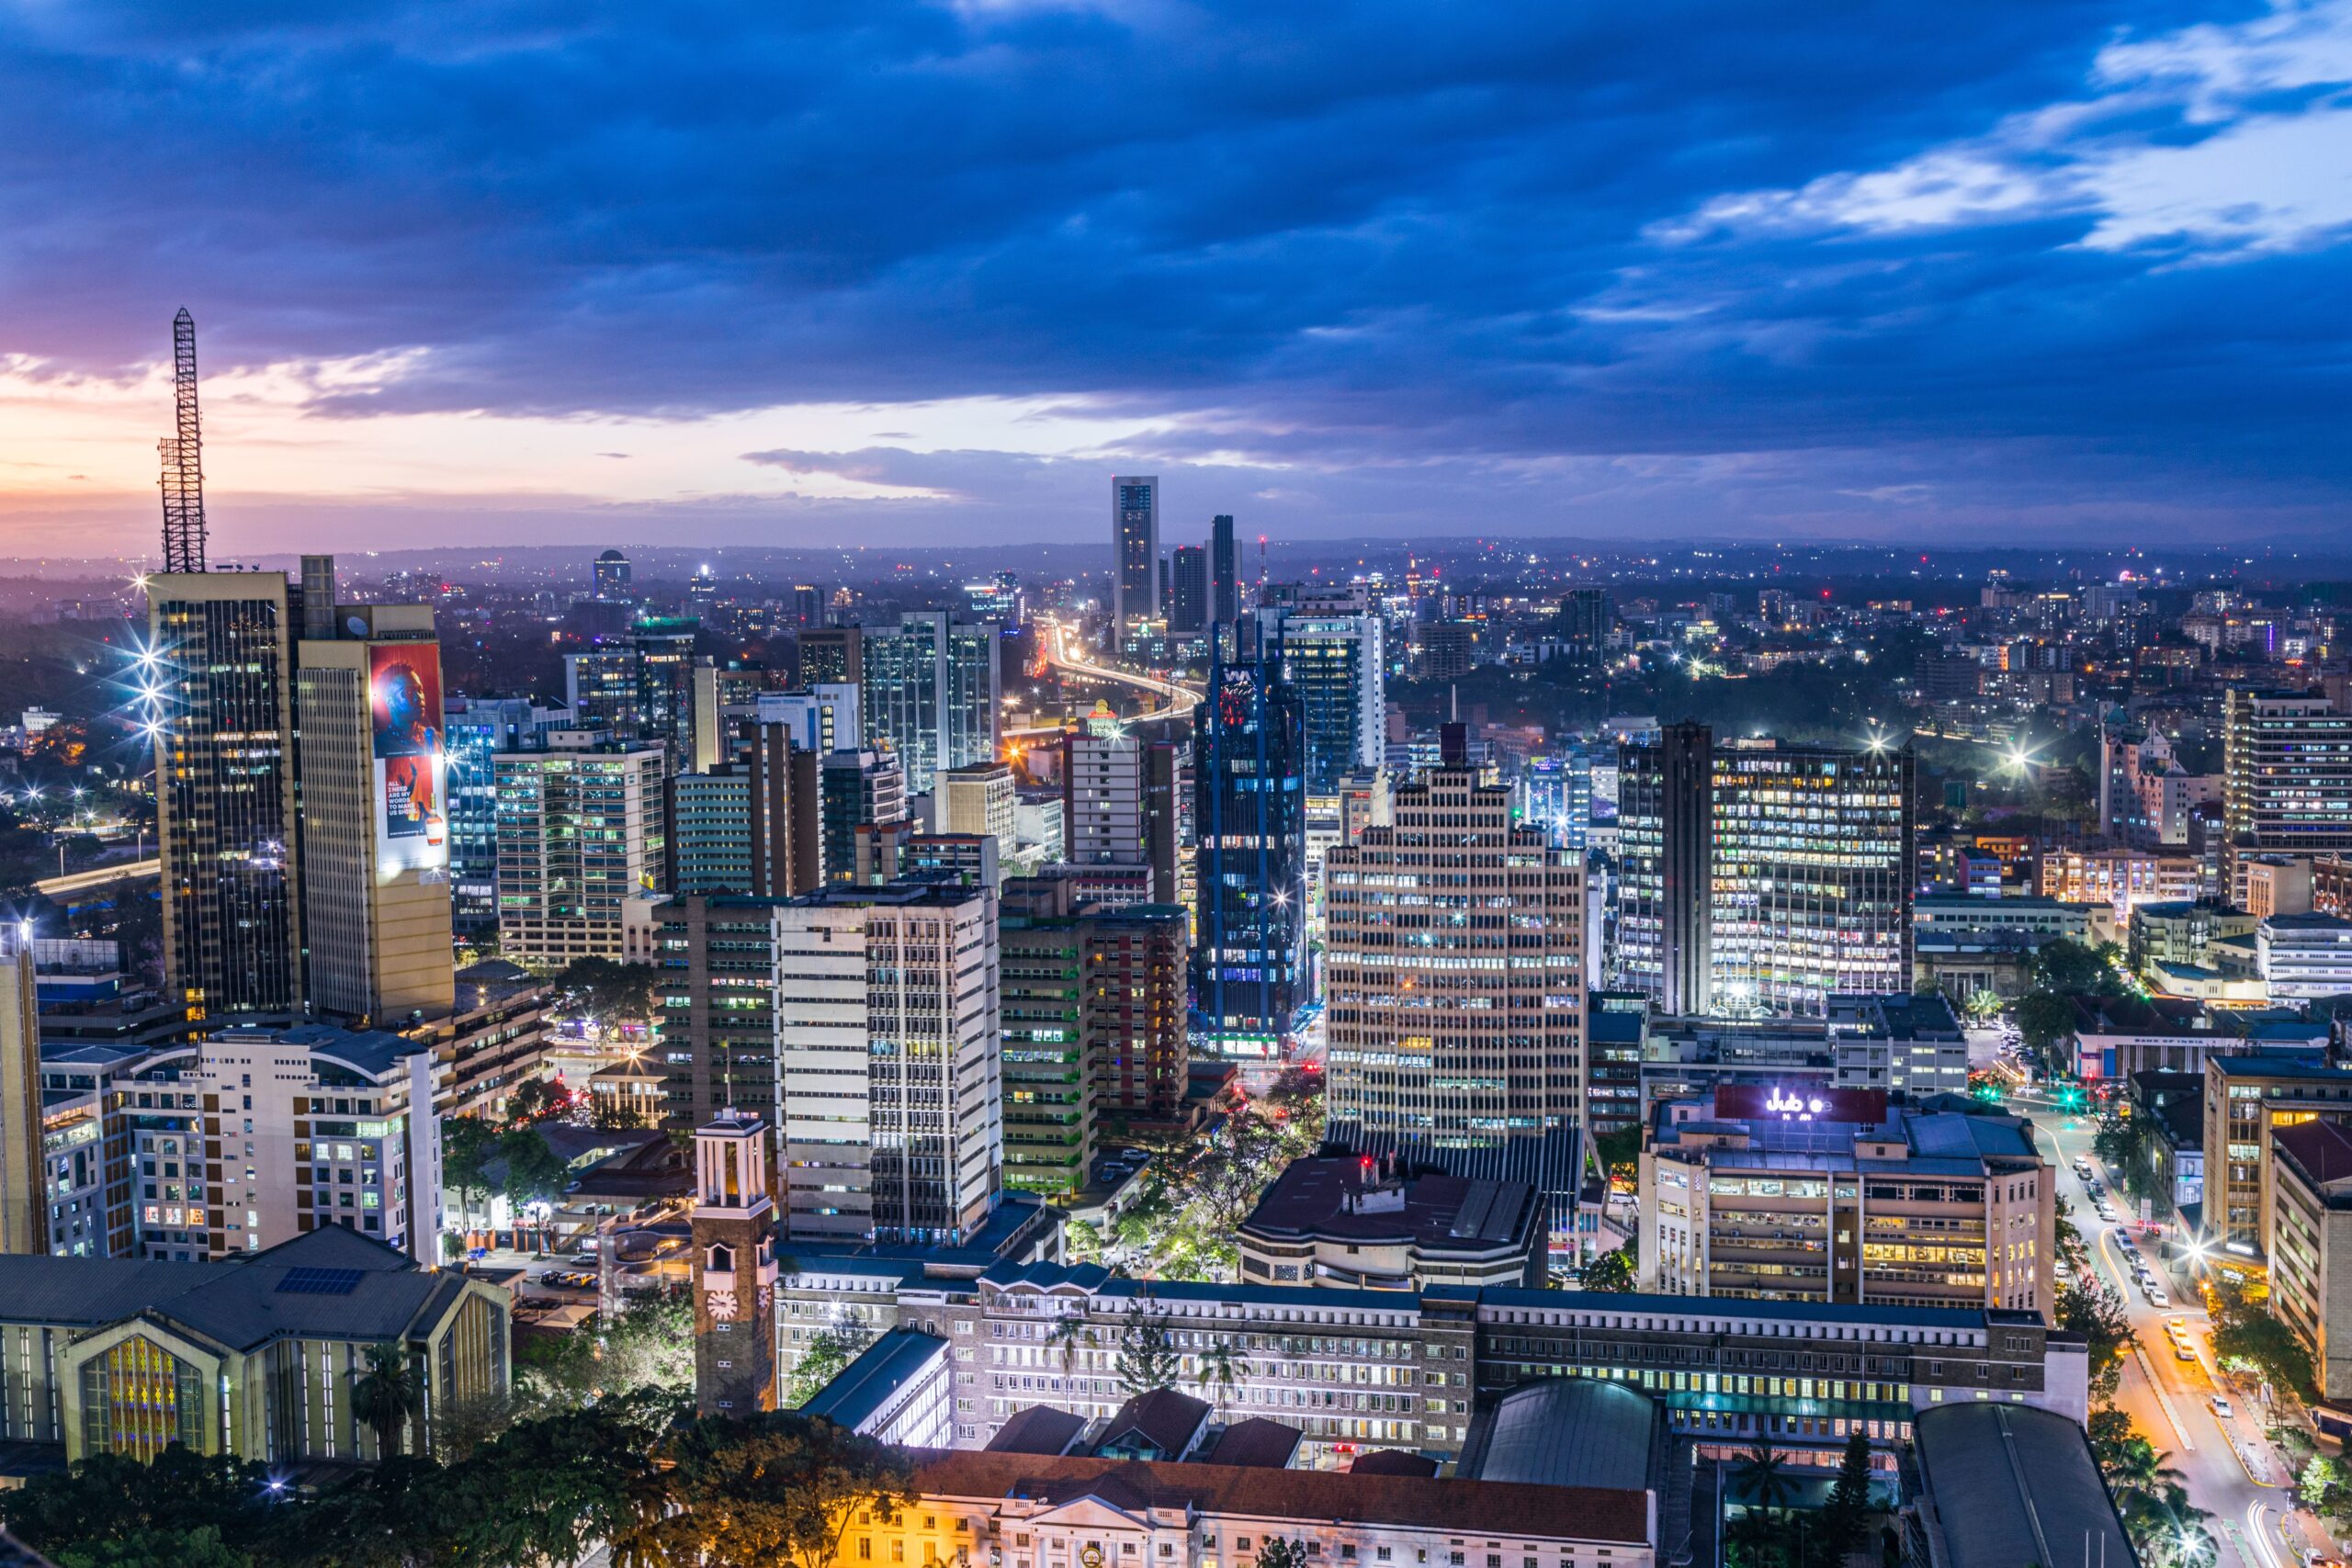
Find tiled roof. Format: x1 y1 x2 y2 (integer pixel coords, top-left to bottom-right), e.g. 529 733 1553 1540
2273 1120 2352 1191
0 1227 467 1351
986 1405 1091 1456
905 1451 1650 1545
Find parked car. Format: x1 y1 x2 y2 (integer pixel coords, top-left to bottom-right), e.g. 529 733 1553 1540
2211 1395 2233 1419
2174 1340 2198 1361
2147 1287 2170 1308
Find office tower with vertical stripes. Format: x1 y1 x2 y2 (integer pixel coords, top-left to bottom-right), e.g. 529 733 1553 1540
1113 476 1159 649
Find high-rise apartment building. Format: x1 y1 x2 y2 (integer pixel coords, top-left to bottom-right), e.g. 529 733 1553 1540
1191 648 1307 1056
1324 755 1586 1213
492 737 669 967
1087 902 1189 1123
149 571 305 1022
861 612 1001 795
1112 476 1159 648
1614 722 1714 1015
1211 513 1239 627
1170 546 1208 636
1713 741 1913 1017
291 576 455 1023
774 884 1001 1245
2223 690 2352 902
1616 730 1913 1019
822 748 909 884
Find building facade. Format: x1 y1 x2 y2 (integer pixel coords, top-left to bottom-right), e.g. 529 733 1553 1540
2224 690 2352 902
862 613 1001 796
1113 476 1160 649
1324 761 1586 1216
492 737 668 968
1192 652 1307 1056
149 570 305 1021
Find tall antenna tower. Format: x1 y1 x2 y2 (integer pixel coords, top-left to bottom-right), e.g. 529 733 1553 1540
158 307 207 574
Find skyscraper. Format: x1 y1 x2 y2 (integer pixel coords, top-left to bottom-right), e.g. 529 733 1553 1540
1325 750 1586 1210
290 569 457 1022
656 894 785 1131
860 611 1001 795
593 548 633 601
444 695 548 934
1211 513 1239 626
2223 689 2352 901
1276 610 1385 792
1191 642 1307 1056
1170 545 1208 636
1614 721 1713 1016
149 571 304 1021
1712 741 1913 1016
1112 476 1159 648
1555 589 1612 667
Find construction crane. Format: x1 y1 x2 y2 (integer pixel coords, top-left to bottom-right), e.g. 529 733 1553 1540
158 307 206 574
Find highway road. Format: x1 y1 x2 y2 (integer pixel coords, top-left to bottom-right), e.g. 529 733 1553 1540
2030 1103 2307 1568
1035 617 1203 720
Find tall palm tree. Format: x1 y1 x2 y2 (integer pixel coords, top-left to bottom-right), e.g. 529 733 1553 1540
1049 1313 1089 1374
1193 1339 1247 1419
351 1341 424 1460
1736 1441 1795 1520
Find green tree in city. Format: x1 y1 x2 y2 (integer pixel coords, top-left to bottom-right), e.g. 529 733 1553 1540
1257 1540 1310 1568
634 1411 914 1568
2056 1280 2132 1403
440 1114 498 1224
1817 1428 1875 1562
2211 1281 2316 1399
1962 987 2006 1021
1578 1246 1635 1292
1114 1297 1184 1394
350 1342 423 1460
496 1125 572 1209
554 956 661 1046
1193 1339 1248 1418
503 1076 571 1127
785 1316 876 1408
2015 991 2079 1063
2034 938 2128 998
520 1288 696 1413
0 1450 275 1565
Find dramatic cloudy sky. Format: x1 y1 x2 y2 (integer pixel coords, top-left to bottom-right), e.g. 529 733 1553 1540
1 0 2348 555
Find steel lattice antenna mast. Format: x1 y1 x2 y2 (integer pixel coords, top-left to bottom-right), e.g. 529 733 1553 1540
158 307 207 574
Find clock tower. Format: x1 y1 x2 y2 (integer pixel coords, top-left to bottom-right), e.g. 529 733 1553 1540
691 1110 779 1416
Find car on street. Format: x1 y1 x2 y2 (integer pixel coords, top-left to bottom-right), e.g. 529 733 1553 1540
2147 1286 2170 1308
2174 1339 2198 1360
2211 1395 2233 1419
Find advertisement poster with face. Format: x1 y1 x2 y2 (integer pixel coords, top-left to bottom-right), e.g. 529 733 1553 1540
370 645 447 877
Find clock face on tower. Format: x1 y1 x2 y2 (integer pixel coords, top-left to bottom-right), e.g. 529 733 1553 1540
707 1288 740 1322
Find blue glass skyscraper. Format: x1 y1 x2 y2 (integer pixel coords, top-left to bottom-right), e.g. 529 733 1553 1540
1190 635 1306 1057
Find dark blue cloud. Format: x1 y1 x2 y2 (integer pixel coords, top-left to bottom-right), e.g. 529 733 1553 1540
0 0 2344 543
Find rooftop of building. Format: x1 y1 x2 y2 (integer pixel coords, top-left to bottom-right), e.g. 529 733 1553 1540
1099 1388 1212 1456
1910 1403 2131 1568
2270 1120 2352 1201
985 1405 1091 1457
901 1451 1651 1545
0 1227 469 1351
1347 1450 1442 1478
1654 1104 2041 1169
2208 1053 2347 1080
2262 912 2352 933
1238 1157 1538 1253
1195 1419 1303 1470
1455 1379 1662 1495
797 1329 949 1429
206 1021 428 1079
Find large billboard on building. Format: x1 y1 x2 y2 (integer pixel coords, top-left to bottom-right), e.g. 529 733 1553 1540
370 644 447 879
